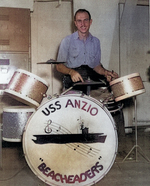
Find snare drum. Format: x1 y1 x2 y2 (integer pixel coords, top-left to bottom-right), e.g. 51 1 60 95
90 87 123 113
3 106 35 142
110 73 145 102
5 69 49 107
23 94 118 186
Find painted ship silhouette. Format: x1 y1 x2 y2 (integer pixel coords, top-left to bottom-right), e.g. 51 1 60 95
32 127 107 144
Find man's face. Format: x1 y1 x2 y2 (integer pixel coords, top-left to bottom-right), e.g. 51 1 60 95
74 12 92 35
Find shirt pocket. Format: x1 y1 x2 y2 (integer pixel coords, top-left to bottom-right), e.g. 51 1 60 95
89 49 96 62
69 45 80 59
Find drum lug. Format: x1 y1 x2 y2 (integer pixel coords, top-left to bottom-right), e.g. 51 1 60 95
47 95 52 100
43 93 47 98
46 94 59 100
53 93 59 98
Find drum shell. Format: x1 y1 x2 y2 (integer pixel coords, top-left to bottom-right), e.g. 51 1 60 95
23 94 118 186
5 69 49 107
3 106 35 142
110 73 145 102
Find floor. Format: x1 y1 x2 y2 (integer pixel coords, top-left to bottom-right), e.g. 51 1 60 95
0 127 150 186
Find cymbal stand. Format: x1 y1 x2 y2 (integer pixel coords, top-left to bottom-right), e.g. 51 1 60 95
86 77 91 96
122 96 150 162
0 123 2 169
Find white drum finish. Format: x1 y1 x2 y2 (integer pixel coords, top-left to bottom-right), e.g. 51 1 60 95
110 73 145 102
3 106 35 142
5 69 49 107
23 94 118 186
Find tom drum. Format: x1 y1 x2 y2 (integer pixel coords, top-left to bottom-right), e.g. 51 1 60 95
3 106 35 142
5 69 49 107
110 73 145 102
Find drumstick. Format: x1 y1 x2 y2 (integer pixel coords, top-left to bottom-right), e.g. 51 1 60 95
61 86 73 95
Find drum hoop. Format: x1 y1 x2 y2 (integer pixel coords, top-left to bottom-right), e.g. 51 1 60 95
16 69 49 86
110 72 140 86
109 103 124 113
3 106 35 112
114 89 145 102
3 137 21 142
5 89 40 107
38 94 114 118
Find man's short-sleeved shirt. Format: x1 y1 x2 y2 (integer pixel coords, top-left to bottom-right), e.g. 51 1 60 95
57 31 101 69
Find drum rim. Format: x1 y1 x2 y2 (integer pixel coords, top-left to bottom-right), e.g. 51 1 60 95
23 94 118 186
114 89 146 102
5 89 40 107
3 106 35 112
16 69 49 86
3 137 21 142
109 72 140 85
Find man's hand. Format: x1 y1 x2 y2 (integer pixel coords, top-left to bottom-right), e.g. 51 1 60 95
105 71 119 82
69 69 84 82
94 65 119 82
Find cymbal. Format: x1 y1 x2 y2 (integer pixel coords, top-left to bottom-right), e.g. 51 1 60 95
37 60 66 64
74 80 103 86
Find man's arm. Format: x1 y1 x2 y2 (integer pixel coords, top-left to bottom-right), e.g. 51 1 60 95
94 65 118 82
56 64 84 82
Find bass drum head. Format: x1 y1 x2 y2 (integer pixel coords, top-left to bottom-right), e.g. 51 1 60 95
23 94 118 186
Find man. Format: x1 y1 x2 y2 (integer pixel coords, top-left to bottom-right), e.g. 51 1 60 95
56 9 118 89
56 9 126 157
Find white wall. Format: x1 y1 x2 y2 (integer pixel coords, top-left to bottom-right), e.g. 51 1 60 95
119 0 150 126
0 0 34 11
31 1 73 95
73 0 119 72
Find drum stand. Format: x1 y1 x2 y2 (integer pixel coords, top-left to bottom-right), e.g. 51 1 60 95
0 123 2 169
122 96 150 162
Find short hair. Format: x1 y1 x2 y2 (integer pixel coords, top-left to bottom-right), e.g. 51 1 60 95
74 9 91 21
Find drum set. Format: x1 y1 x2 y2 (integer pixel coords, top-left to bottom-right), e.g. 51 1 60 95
1 67 146 186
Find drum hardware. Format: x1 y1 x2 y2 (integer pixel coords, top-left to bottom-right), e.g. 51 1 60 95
0 122 2 169
100 97 124 113
47 94 52 100
90 87 123 113
74 80 103 86
122 96 150 163
74 79 104 96
52 93 60 98
42 93 47 98
37 59 66 64
61 79 103 96
37 60 65 95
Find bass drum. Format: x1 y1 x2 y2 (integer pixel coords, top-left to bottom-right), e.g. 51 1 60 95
23 94 118 186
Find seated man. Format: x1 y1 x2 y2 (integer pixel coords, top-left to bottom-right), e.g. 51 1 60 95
56 9 118 91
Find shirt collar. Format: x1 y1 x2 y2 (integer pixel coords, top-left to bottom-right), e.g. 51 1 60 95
73 31 93 41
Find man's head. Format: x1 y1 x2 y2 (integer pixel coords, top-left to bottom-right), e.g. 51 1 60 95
74 9 92 36
74 9 91 21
